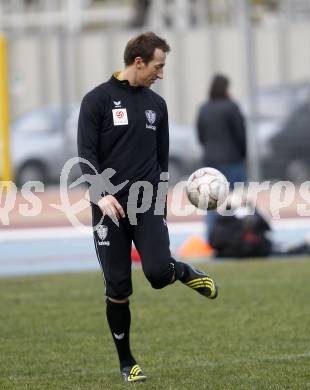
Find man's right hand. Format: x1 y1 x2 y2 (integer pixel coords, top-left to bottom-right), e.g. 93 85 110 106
98 195 126 219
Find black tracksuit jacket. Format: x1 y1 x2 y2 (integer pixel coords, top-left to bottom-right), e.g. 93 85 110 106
77 75 169 201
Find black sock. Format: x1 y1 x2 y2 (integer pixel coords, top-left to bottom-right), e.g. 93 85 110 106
106 299 136 369
171 260 188 282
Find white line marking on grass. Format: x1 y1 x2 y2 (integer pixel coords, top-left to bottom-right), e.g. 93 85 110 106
0 226 92 242
191 351 310 368
0 218 309 242
261 351 310 362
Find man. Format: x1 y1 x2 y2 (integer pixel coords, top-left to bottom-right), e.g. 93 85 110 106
78 32 218 383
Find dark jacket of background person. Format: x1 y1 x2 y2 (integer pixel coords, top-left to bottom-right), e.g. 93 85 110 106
197 75 247 166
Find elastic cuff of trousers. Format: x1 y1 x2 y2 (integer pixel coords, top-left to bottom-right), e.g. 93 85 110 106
106 298 129 307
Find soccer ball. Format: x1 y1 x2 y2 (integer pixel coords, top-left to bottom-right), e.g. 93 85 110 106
186 167 229 210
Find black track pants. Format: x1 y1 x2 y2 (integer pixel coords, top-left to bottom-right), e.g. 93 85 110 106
92 203 176 299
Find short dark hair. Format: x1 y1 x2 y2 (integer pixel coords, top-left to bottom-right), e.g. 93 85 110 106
209 74 229 100
124 32 170 66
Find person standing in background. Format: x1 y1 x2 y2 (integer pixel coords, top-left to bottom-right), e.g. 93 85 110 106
196 74 247 241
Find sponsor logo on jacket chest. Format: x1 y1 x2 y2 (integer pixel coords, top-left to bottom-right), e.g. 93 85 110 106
112 108 128 126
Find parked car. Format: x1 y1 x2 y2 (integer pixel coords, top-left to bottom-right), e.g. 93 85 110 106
10 105 76 186
9 105 202 187
261 101 310 182
240 82 310 182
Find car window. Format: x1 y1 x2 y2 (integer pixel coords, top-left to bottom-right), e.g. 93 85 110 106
11 110 57 134
289 106 310 133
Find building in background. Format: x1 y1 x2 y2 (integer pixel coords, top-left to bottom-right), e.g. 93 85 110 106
0 0 310 182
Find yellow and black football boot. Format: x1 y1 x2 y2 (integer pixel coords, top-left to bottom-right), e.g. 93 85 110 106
121 364 147 383
181 263 218 299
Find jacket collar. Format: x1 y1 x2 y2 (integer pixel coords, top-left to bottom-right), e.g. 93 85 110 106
110 72 144 91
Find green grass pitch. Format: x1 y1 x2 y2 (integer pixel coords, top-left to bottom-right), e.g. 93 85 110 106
0 258 309 389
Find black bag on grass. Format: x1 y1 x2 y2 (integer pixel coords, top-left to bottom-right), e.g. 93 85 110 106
209 208 272 258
